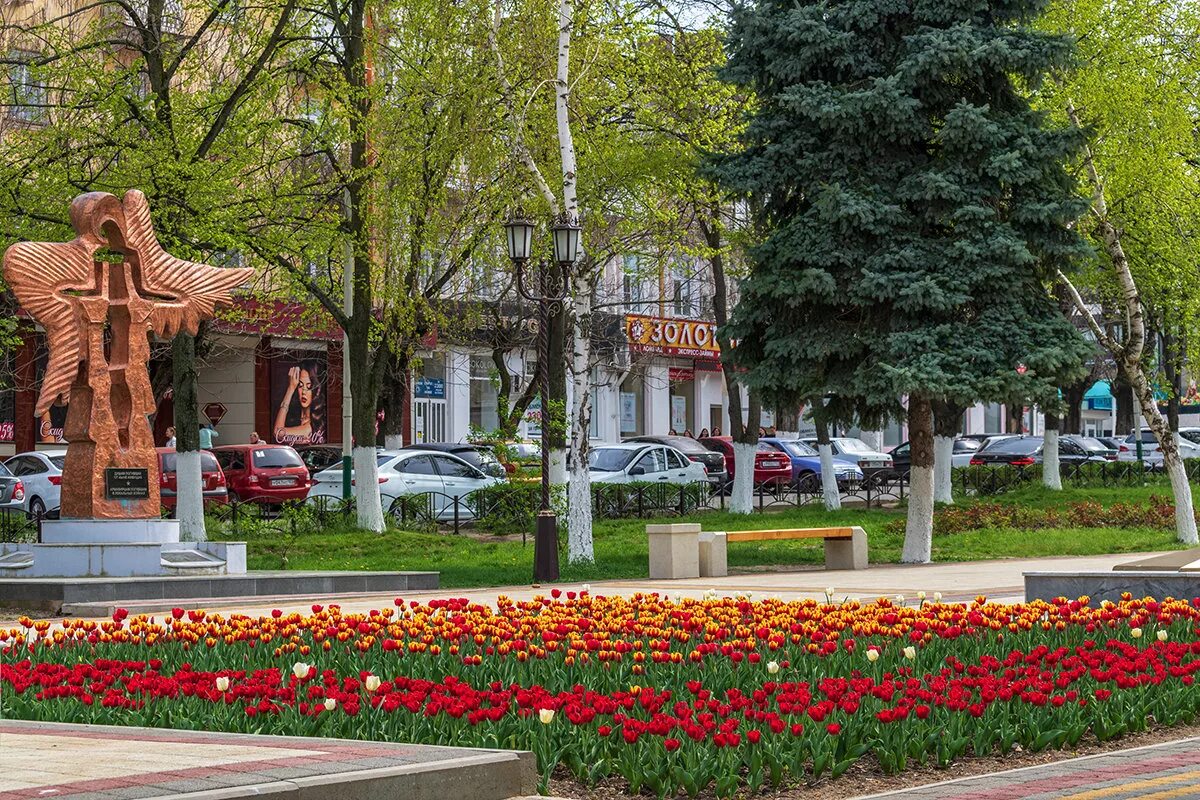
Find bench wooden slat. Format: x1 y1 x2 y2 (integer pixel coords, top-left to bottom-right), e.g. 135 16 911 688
725 527 854 543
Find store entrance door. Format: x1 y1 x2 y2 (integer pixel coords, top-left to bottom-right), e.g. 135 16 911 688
413 399 447 443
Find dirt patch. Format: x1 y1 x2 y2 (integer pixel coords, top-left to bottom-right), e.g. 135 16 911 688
547 721 1200 800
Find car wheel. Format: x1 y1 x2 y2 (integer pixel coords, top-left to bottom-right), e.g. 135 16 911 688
29 497 45 519
796 470 818 492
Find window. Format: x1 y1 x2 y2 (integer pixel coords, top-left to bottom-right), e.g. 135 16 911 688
432 455 478 479
7 54 46 123
634 448 666 474
252 448 304 468
215 451 245 472
665 449 688 469
469 356 499 433
622 255 644 314
398 454 438 475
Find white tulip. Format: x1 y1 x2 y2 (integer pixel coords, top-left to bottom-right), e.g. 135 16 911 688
1157 630 1168 642
825 587 835 598
917 591 926 601
292 662 311 679
895 594 905 604
538 708 555 724
767 661 780 675
324 698 337 711
866 649 880 663
933 592 943 602
364 675 382 692
582 584 591 594
215 676 230 692
1131 628 1143 639
903 646 916 660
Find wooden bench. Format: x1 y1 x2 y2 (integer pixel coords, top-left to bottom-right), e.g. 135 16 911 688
646 524 868 580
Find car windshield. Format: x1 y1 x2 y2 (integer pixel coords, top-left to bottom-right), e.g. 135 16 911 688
589 448 637 471
1074 437 1109 452
48 455 66 469
982 437 1041 454
779 440 818 457
836 438 874 454
1180 431 1200 446
252 448 304 468
657 437 708 455
953 439 981 452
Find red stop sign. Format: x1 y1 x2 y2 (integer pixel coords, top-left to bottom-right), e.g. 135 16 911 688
203 402 227 426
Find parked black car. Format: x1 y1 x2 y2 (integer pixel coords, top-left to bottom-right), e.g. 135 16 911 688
623 435 729 486
969 435 1105 467
889 438 980 469
401 443 508 479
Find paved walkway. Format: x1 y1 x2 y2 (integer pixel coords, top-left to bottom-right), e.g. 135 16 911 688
14 551 1155 623
0 721 535 800
855 737 1200 799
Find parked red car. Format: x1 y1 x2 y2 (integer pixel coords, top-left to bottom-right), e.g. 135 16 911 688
212 444 311 504
698 437 793 486
156 448 228 513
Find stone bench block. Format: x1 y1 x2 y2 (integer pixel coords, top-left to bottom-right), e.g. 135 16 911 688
699 531 727 578
825 526 868 570
647 523 701 580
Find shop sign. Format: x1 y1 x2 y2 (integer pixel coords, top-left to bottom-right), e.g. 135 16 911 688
203 402 227 426
625 314 720 360
270 348 328 445
414 377 445 399
525 397 542 437
668 367 694 383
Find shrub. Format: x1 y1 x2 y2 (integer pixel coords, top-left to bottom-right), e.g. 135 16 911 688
885 495 1185 535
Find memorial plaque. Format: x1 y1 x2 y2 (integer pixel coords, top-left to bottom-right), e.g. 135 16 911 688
105 468 150 500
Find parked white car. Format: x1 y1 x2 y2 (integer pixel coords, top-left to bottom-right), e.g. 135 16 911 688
588 442 708 485
799 437 894 470
4 450 65 518
1117 428 1200 464
307 449 501 520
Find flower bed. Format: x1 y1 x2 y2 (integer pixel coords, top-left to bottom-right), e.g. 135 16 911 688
4 592 1200 796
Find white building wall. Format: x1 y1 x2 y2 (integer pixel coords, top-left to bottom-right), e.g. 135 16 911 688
696 371 726 433
194 337 255 445
645 363 671 435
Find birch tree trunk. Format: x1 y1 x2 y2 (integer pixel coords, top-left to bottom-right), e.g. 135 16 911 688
931 400 962 505
902 397 934 563
1058 101 1197 545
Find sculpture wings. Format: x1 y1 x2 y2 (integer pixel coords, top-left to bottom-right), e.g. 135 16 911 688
2 190 255 416
3 239 94 416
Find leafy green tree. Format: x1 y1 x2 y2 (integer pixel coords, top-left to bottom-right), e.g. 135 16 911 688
1037 0 1200 544
712 0 1092 561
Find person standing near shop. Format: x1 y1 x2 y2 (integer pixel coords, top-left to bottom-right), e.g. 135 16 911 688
199 422 219 450
164 426 176 448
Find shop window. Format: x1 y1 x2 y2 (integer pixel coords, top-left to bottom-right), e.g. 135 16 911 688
984 403 1003 434
619 369 645 437
469 355 499 433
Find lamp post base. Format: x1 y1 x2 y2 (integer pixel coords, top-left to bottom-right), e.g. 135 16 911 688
534 510 559 583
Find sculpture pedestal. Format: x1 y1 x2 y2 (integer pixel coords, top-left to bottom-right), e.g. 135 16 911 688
0 518 245 578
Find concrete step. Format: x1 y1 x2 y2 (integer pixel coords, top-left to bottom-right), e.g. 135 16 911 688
2 720 537 800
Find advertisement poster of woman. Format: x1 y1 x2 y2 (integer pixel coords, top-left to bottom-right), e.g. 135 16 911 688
271 352 327 446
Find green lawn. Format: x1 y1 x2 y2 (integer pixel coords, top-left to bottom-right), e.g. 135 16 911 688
205 483 1191 588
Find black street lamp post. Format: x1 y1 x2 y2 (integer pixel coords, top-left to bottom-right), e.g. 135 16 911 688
504 209 581 583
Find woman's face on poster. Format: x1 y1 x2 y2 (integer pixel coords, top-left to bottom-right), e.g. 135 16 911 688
297 369 314 410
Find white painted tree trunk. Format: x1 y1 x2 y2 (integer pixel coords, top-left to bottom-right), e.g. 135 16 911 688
549 449 567 488
818 444 841 511
175 450 206 542
567 280 594 564
933 435 954 504
1139 395 1198 545
859 430 883 452
353 445 385 533
1166 448 1198 545
729 441 755 515
902 465 934 563
1042 428 1062 490
384 434 403 450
